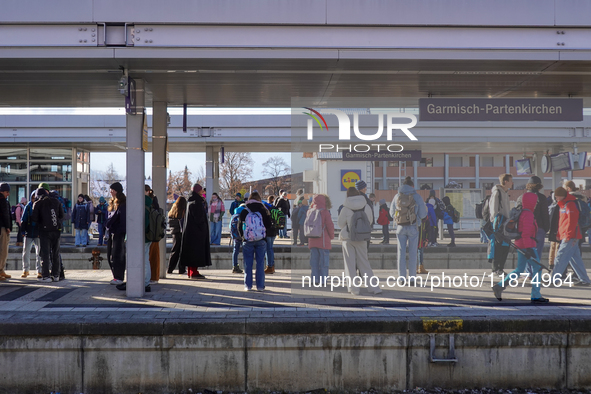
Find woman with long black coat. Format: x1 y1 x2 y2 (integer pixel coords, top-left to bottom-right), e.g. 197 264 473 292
179 184 212 279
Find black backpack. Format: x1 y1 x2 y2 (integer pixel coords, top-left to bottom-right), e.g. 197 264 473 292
476 195 492 220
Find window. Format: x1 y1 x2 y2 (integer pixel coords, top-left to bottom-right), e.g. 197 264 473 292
0 149 27 161
419 158 433 167
469 157 476 167
420 183 433 190
470 182 476 188
449 157 463 167
483 182 494 190
374 182 380 191
387 180 399 190
375 161 381 167
30 148 71 161
388 161 399 167
481 156 494 167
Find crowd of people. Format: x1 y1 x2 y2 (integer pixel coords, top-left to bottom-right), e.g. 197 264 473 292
1 173 589 302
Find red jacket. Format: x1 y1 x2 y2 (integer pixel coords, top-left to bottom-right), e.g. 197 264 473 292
557 193 582 241
515 192 538 249
307 195 335 250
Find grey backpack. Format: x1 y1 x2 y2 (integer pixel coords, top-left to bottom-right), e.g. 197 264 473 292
349 208 372 242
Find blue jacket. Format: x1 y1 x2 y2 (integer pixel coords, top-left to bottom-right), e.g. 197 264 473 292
72 202 90 230
298 205 309 226
21 202 38 238
390 184 428 227
443 211 454 225
426 203 437 227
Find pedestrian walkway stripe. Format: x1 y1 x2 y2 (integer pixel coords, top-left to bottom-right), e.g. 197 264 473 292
0 287 38 301
36 288 76 302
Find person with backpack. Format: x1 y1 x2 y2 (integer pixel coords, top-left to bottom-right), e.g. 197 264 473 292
71 194 90 247
238 192 273 291
20 191 41 278
209 192 225 246
95 196 108 246
489 173 513 276
297 199 309 246
144 185 163 284
229 193 244 216
427 189 446 223
547 193 560 271
417 216 431 275
105 182 126 285
552 187 591 286
229 200 246 274
262 196 279 274
425 199 438 246
390 177 427 283
564 180 590 256
338 187 381 295
376 199 392 244
179 184 212 280
305 194 334 286
551 187 591 286
516 176 550 271
31 187 63 282
441 196 458 247
84 194 94 244
167 196 187 275
355 180 375 249
492 191 549 303
274 191 290 239
14 197 26 247
291 201 302 245
0 183 11 280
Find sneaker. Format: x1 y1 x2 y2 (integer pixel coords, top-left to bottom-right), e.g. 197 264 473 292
116 283 126 291
190 274 206 280
492 284 504 301
574 281 591 287
110 279 123 285
256 287 265 292
244 286 253 291
149 280 158 285
495 270 506 276
38 277 52 282
21 271 29 278
447 242 456 247
531 297 550 303
37 273 42 279
145 285 151 293
232 266 244 274
264 266 275 274
52 276 60 282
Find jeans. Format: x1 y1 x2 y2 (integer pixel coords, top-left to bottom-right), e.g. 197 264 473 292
232 239 242 267
498 249 542 299
98 223 106 245
418 248 424 264
396 225 419 279
75 228 88 246
526 228 547 275
279 228 287 238
292 226 300 244
39 231 61 279
382 225 390 243
553 239 591 284
480 228 488 243
16 224 23 244
210 221 222 245
587 229 591 246
108 232 126 281
144 242 151 287
492 239 510 272
243 239 266 290
22 236 41 272
310 247 330 285
447 224 455 243
265 236 276 267
167 232 182 273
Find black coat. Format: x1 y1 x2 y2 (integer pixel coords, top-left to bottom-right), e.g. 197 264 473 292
179 192 212 268
0 194 11 230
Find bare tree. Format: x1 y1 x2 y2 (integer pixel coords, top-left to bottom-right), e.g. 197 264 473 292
90 162 122 202
262 156 291 196
167 165 195 201
219 152 254 198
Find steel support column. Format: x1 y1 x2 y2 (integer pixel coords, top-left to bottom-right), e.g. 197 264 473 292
152 101 168 279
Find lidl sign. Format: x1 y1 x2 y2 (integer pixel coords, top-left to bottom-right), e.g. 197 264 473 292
341 170 362 191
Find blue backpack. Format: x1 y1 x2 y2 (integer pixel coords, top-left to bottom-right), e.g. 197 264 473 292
229 213 241 240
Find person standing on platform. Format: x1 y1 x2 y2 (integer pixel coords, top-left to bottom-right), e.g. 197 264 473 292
274 191 291 239
14 197 26 247
72 194 90 247
229 193 243 216
95 196 108 246
145 185 161 284
377 199 392 244
20 191 41 278
32 187 63 282
0 183 11 280
179 184 212 280
489 173 513 276
105 182 126 285
355 180 375 249
209 192 225 245
306 194 335 286
167 196 187 275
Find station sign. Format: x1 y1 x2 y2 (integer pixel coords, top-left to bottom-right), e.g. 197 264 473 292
419 98 583 121
342 150 421 161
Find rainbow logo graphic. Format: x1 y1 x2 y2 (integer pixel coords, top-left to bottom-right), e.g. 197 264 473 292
303 107 328 131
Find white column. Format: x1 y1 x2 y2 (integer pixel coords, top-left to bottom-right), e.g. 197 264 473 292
444 154 449 186
505 154 510 173
126 79 146 298
413 161 418 188
152 101 168 279
213 148 220 194
205 146 214 203
475 154 480 188
381 161 387 190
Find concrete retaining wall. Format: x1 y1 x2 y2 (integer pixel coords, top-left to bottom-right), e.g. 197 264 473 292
0 319 590 393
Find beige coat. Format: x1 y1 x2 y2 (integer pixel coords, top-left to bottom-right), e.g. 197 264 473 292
338 195 373 241
489 184 510 221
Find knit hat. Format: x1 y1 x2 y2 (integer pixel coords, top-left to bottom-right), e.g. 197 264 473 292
192 183 203 193
564 180 578 191
38 183 50 191
110 182 123 194
0 183 10 192
78 194 84 199
554 187 567 197
528 176 542 185
99 197 106 203
244 192 250 200
355 180 367 190
379 199 386 205
36 188 47 198
236 192 242 198
429 190 436 197
20 197 27 204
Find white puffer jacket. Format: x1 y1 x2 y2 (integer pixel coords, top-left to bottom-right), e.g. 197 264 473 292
337 195 373 241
